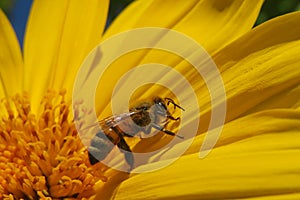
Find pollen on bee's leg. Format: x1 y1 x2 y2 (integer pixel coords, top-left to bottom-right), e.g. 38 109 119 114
0 91 107 199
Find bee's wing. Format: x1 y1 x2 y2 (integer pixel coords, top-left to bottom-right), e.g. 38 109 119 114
80 111 140 131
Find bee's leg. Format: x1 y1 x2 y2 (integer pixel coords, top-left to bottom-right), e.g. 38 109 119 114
151 124 184 139
123 133 134 137
143 124 153 135
116 135 134 170
167 115 180 121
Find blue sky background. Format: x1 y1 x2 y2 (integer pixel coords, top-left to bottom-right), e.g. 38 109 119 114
7 0 32 49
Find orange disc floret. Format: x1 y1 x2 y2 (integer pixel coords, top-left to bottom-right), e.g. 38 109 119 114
0 91 106 199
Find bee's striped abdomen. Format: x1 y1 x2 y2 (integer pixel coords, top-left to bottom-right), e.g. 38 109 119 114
88 131 115 165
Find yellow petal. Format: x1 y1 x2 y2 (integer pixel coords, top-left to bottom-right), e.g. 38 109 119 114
214 11 300 64
243 193 300 200
104 0 264 54
183 12 300 136
0 9 23 98
221 39 300 122
23 0 109 111
245 83 300 114
213 12 300 117
187 108 300 155
114 150 300 200
112 109 300 199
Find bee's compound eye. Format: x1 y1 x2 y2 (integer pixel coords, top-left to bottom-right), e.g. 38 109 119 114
156 101 167 111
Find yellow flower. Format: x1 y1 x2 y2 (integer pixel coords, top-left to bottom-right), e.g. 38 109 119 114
0 0 109 199
0 1 300 200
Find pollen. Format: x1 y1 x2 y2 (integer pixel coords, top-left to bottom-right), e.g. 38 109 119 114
0 90 107 199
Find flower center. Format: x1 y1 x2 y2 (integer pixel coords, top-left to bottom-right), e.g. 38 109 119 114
0 90 107 199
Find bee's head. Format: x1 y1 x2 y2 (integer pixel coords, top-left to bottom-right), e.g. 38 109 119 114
153 96 185 113
152 96 169 117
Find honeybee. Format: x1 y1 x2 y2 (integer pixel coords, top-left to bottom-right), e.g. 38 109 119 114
87 96 184 169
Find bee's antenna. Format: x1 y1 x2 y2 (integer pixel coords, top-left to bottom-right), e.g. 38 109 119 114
164 98 185 111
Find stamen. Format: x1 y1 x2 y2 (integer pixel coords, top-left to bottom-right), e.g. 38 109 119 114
0 90 107 199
